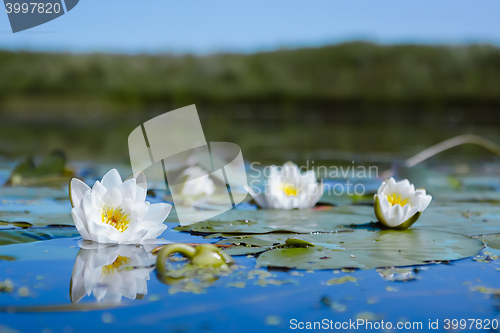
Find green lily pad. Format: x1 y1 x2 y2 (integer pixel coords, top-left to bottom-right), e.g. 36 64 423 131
5 151 73 187
250 229 482 270
0 187 69 200
345 202 500 237
175 209 368 234
405 203 500 237
0 228 80 247
0 221 33 229
223 245 274 256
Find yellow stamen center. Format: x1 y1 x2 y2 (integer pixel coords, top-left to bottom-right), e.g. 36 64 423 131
386 193 410 207
101 255 130 276
279 183 298 196
101 206 130 233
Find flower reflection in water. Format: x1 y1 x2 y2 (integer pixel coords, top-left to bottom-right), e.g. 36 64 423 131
70 241 156 303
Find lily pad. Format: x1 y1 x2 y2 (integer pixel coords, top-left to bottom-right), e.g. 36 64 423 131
404 203 500 237
251 229 482 270
0 212 73 228
478 234 500 250
5 152 73 187
344 202 500 237
175 209 368 234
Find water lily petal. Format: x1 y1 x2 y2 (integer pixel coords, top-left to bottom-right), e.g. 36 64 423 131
131 201 150 224
414 189 432 211
102 188 123 208
118 178 137 202
396 178 411 189
300 169 317 183
124 228 149 244
91 180 107 199
307 183 324 208
384 178 398 194
71 207 91 240
386 204 404 227
377 179 389 196
101 169 123 189
87 219 117 243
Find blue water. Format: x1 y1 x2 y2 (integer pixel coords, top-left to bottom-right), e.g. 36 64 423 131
1 223 499 332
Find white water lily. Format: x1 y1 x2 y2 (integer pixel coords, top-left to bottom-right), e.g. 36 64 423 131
374 177 432 229
179 166 215 197
247 162 323 209
70 169 172 244
70 242 155 303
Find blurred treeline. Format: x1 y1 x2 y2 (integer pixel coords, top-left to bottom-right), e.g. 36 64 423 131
0 42 498 110
0 42 499 162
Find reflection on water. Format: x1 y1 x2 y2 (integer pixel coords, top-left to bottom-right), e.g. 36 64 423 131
70 241 156 303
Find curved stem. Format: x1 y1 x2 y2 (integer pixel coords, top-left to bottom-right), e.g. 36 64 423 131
404 134 500 168
156 244 196 273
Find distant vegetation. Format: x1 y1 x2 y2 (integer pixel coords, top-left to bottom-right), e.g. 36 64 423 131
0 42 499 109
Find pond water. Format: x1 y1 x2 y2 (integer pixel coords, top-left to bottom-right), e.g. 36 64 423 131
1 159 500 332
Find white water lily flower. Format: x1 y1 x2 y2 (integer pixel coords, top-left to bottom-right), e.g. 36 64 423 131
70 242 155 303
374 177 432 229
247 162 323 209
70 169 172 244
179 166 215 197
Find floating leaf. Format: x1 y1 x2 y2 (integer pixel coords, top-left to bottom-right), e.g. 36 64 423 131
175 209 368 234
347 203 500 237
280 238 316 248
0 212 73 228
400 203 500 237
254 229 482 270
478 234 500 250
0 228 80 247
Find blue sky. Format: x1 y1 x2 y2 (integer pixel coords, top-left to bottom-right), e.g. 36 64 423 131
1 0 499 54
